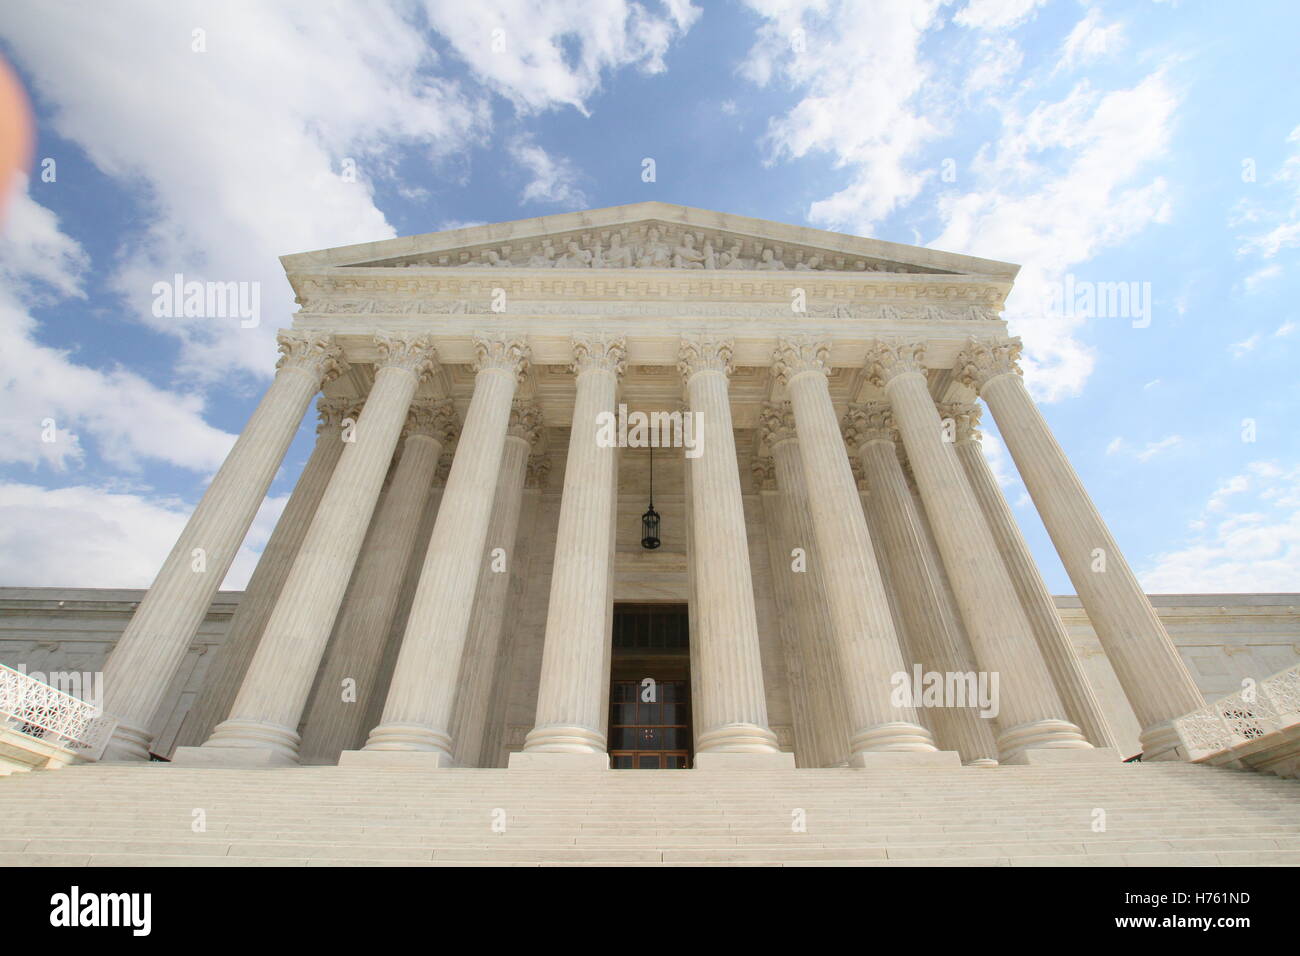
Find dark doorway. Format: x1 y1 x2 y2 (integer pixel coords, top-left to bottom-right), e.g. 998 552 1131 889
609 603 691 769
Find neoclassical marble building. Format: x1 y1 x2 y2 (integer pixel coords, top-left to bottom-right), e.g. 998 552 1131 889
91 203 1215 771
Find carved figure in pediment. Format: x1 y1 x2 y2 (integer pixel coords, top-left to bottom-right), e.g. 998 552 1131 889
594 233 635 269
556 240 593 269
754 248 787 271
636 227 672 268
526 246 556 268
795 254 825 271
672 234 706 269
465 249 509 268
719 242 753 270
701 241 717 270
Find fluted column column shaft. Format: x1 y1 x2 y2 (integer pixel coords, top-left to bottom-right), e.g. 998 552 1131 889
971 361 1203 754
298 416 450 764
767 439 851 766
196 339 432 762
775 346 935 755
175 400 348 751
363 348 525 758
524 343 621 755
683 359 778 753
757 483 818 766
949 414 1118 751
102 333 343 760
851 431 999 765
874 353 1086 756
451 432 531 766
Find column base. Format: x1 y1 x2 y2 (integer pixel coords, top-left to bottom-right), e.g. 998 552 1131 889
694 722 782 754
693 751 796 771
1138 720 1185 761
849 721 939 752
338 749 456 769
1002 747 1122 766
101 720 153 762
995 718 1092 763
195 717 300 764
361 721 454 755
849 750 962 769
508 751 610 771
169 745 297 768
520 723 607 754
966 758 1000 768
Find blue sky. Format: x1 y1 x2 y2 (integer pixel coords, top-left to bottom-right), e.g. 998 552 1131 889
0 0 1296 595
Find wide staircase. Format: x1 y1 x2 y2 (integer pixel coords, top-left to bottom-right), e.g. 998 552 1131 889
1 760 1297 866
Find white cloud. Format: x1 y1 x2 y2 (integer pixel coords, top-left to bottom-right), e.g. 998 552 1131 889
1243 263 1282 291
932 72 1179 400
1106 437 1125 455
0 2 490 386
0 481 285 589
1136 434 1182 462
508 136 586 207
1057 7 1125 71
954 0 1047 30
0 185 236 473
1229 334 1260 357
1235 125 1300 265
1276 320 1297 337
1141 462 1300 593
420 0 700 115
741 0 947 232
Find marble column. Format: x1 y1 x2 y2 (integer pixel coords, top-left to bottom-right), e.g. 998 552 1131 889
678 336 788 769
451 401 541 767
175 333 436 765
759 404 851 768
956 337 1203 757
772 336 943 765
354 336 530 765
101 332 345 760
843 403 999 766
753 457 819 767
174 395 352 751
942 400 1118 751
513 335 623 769
866 339 1093 763
296 398 458 764
478 455 548 767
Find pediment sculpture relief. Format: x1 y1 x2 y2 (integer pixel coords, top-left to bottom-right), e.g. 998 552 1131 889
355 223 941 274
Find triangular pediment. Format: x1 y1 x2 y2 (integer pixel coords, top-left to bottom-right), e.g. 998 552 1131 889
280 202 1018 279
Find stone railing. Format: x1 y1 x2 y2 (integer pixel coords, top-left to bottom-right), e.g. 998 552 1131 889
0 662 116 761
1174 664 1300 762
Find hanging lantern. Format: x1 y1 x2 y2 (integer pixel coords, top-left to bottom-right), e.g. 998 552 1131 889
641 443 661 550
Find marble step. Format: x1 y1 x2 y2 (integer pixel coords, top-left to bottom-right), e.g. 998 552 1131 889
2 762 1296 867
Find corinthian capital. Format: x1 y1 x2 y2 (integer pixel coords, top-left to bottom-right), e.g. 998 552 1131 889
842 402 896 449
276 331 347 385
751 455 777 492
955 336 1022 391
938 401 982 443
473 334 531 383
677 335 734 383
864 339 928 388
758 401 797 447
508 400 544 447
315 396 352 433
772 335 831 385
405 398 458 443
374 332 437 381
526 454 552 490
571 334 626 378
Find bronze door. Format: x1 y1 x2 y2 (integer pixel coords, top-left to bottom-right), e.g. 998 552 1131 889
608 678 691 769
